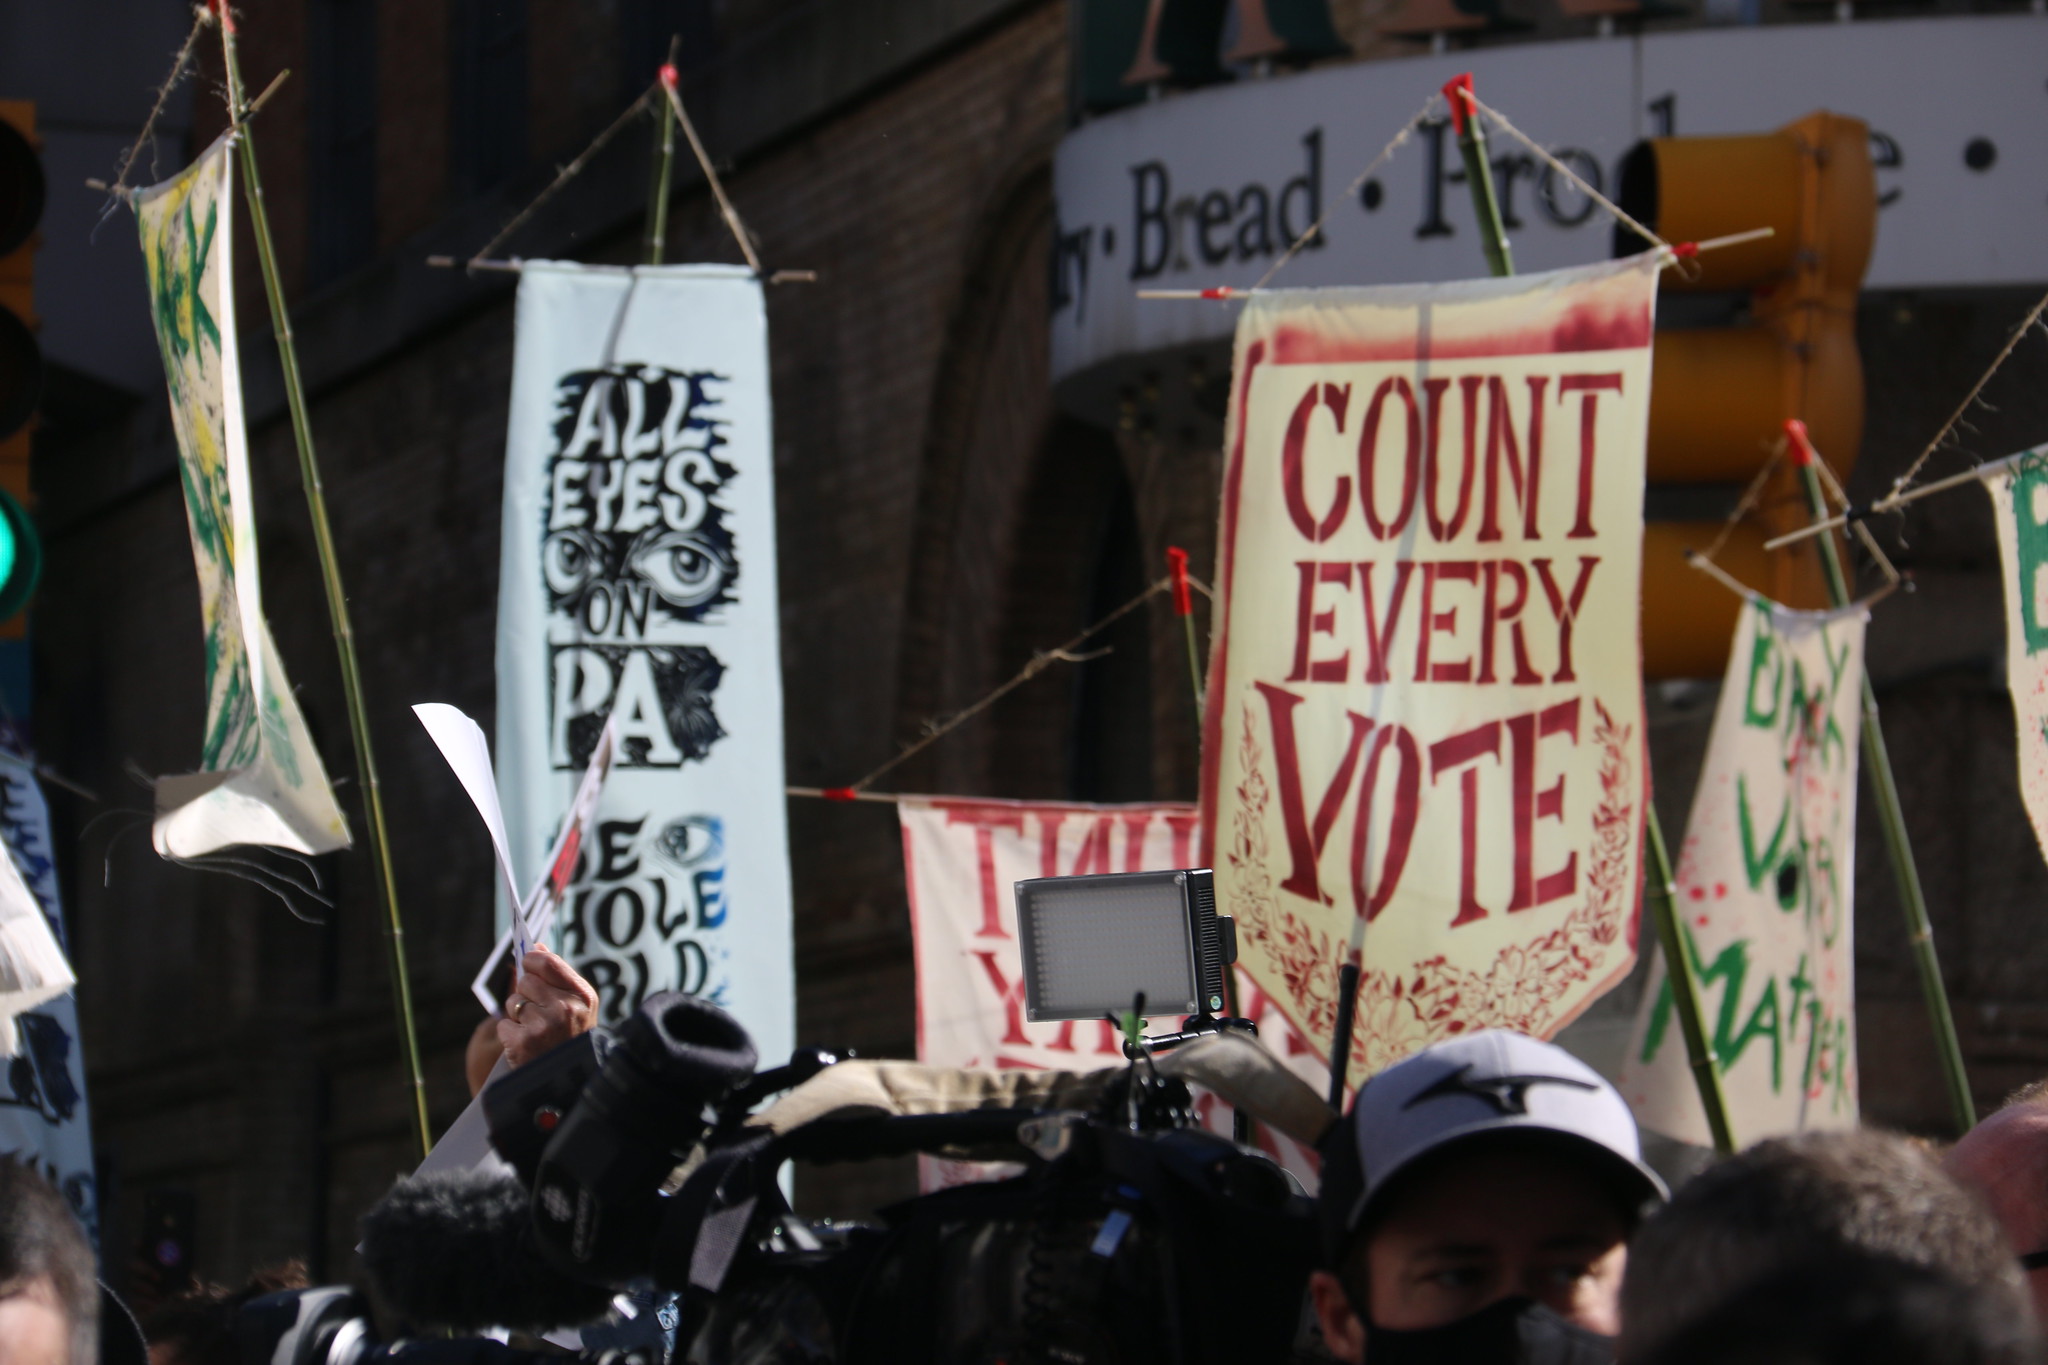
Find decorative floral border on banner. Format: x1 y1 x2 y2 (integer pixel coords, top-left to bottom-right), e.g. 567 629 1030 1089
1226 698 1635 1077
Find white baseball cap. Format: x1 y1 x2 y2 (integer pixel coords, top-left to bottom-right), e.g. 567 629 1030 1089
1318 1029 1667 1262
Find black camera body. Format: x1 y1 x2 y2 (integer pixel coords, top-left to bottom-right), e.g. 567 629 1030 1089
520 994 756 1284
376 989 1316 1365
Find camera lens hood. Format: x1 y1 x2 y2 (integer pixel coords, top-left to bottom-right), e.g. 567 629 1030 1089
614 992 758 1099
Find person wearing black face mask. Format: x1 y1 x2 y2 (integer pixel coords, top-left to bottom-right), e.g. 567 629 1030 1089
1308 1031 1667 1365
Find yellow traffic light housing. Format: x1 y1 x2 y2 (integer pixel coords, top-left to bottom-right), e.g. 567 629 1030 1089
1618 111 1876 676
0 101 40 442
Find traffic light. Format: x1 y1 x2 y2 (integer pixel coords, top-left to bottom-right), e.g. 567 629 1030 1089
1616 111 1875 679
0 100 43 634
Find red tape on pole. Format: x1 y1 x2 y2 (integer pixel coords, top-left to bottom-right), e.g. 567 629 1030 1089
1166 547 1194 617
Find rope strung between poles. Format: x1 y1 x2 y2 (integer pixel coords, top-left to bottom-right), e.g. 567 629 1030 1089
1887 286 2048 498
99 3 215 214
841 577 1177 796
1766 288 2048 551
658 65 763 275
460 63 769 275
1245 96 1437 294
1695 442 1790 567
1142 91 1773 303
467 84 661 267
1464 90 1676 263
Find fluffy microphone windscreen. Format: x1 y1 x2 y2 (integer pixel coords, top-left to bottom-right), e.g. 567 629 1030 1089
358 1169 617 1332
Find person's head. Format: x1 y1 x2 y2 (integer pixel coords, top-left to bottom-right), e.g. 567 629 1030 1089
1311 1030 1666 1363
1631 1253 2041 1365
0 1161 96 1365
1947 1085 2048 1318
140 1264 309 1365
1623 1128 2027 1360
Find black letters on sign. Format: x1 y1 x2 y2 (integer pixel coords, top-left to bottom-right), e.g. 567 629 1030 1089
543 366 740 632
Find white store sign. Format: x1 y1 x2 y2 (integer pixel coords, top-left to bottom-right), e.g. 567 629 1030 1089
1051 15 2048 396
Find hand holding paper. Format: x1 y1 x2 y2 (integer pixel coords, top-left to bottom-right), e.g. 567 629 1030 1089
416 704 618 1015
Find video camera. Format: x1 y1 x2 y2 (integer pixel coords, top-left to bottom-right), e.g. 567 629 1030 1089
357 869 1332 1365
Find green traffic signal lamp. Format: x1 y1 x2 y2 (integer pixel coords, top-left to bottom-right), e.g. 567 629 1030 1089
0 488 43 621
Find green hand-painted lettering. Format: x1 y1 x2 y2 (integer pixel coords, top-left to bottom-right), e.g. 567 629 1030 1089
2011 459 2048 654
1743 602 1783 730
1731 978 1784 1093
1640 924 1752 1067
1737 774 1790 892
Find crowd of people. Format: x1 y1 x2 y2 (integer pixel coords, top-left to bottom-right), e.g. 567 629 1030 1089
1307 1031 2044 1363
1 948 2045 1365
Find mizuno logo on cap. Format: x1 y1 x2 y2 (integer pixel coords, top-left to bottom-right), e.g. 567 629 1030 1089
1403 1063 1599 1116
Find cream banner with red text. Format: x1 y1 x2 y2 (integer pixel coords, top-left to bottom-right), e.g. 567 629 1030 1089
1203 256 1660 1080
901 797 1326 1188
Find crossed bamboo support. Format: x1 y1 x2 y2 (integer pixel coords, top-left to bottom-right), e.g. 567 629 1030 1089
1787 423 1975 1134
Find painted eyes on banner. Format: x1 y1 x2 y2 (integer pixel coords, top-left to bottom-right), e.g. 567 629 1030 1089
544 530 607 598
654 814 724 872
625 528 736 610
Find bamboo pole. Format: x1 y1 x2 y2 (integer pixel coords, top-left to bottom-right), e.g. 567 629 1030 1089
643 39 679 265
1786 422 1975 1133
1447 72 1734 1152
1645 812 1738 1153
1443 77 1513 279
217 5 432 1159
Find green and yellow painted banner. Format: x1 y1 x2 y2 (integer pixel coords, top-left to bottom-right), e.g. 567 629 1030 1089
135 133 349 857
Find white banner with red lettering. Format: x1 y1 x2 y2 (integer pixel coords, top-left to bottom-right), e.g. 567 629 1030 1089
1203 256 1660 1082
901 797 1326 1188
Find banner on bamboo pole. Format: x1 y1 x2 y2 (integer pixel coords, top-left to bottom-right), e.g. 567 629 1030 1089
0 755 95 1241
1985 446 2048 867
1619 596 1866 1145
1202 255 1662 1080
900 796 1325 1189
496 264 792 1068
134 135 351 858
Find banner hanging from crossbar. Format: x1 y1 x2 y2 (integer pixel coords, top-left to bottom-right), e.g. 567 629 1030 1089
1984 447 2048 869
1620 596 1866 1145
1203 255 1662 1080
135 133 350 858
495 263 793 1066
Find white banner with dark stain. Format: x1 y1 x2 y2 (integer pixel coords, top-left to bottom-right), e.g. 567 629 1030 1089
495 264 792 1066
1620 597 1865 1146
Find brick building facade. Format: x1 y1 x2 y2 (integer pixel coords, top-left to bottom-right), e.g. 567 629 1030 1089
14 0 2048 1287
